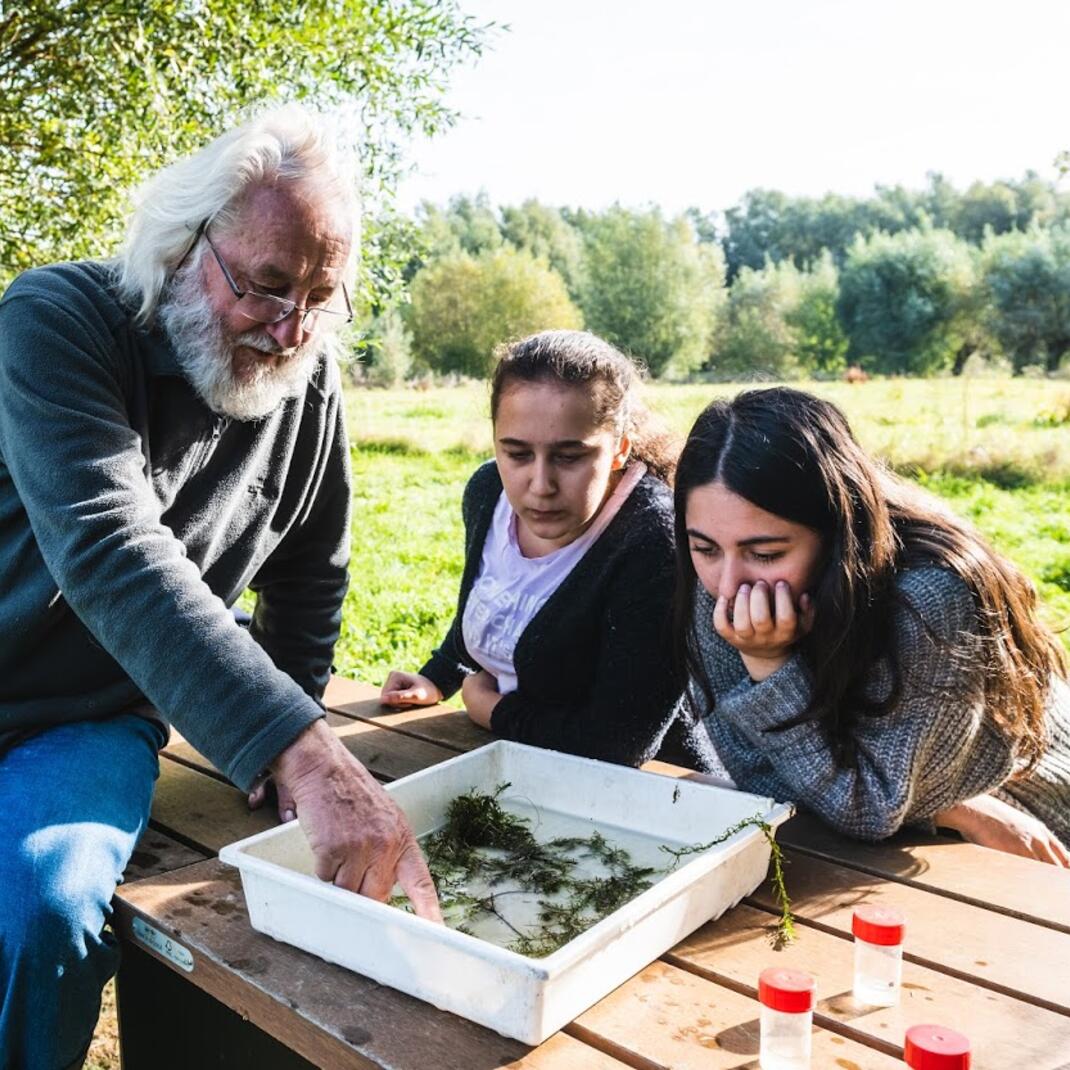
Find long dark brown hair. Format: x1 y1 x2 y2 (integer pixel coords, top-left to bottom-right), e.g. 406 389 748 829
490 330 678 482
672 386 1065 770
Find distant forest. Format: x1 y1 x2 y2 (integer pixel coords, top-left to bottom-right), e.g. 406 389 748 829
359 173 1070 383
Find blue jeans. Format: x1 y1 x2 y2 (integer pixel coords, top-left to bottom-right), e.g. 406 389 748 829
0 714 164 1070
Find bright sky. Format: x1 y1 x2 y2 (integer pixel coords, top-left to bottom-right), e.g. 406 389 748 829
398 0 1070 216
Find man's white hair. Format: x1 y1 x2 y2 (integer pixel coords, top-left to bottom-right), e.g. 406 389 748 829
118 104 360 324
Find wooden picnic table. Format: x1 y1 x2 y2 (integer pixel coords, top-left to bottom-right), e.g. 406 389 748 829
113 677 1070 1069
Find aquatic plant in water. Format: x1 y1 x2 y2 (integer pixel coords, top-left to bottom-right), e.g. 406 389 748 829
392 784 794 955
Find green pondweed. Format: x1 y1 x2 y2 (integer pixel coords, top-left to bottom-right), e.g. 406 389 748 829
391 784 795 956
660 812 795 948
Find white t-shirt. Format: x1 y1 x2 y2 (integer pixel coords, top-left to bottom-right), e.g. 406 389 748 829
461 463 646 694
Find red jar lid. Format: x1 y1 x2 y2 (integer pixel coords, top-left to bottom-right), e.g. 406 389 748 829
904 1024 971 1069
758 967 815 1013
852 903 905 946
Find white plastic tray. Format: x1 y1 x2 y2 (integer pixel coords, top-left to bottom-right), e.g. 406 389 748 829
219 740 792 1045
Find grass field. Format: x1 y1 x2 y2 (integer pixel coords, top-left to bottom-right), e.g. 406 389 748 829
86 375 1070 1067
337 376 1070 687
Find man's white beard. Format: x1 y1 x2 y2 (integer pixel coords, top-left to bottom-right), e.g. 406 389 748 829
158 264 324 422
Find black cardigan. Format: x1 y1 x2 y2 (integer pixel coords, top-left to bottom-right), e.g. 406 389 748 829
419 461 683 766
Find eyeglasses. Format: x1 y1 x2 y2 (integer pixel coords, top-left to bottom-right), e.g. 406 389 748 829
179 220 353 330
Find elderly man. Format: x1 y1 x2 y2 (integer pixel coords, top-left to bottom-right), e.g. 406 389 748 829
0 107 440 1069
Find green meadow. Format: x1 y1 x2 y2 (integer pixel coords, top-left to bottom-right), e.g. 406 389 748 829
336 377 1070 686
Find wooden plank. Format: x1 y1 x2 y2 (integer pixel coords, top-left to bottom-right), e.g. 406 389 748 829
568 958 903 1069
152 757 275 854
667 902 1070 1069
114 859 629 1070
164 710 460 785
330 698 490 754
159 733 230 781
324 674 384 707
747 848 1070 1016
324 676 489 753
323 713 461 780
124 827 207 882
778 813 1070 934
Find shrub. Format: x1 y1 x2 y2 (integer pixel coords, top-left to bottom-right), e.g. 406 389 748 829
408 248 582 378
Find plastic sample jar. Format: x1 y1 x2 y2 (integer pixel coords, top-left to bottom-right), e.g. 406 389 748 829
758 967 816 1070
904 1023 971 1068
852 903 905 1006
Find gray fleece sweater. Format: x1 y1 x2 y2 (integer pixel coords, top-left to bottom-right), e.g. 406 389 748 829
687 566 1070 843
0 261 350 791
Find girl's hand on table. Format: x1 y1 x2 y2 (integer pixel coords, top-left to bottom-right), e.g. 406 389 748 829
935 794 1070 867
462 670 502 730
713 579 815 682
380 670 443 708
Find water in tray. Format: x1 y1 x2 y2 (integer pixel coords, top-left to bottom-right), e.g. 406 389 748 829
416 792 688 955
239 784 722 958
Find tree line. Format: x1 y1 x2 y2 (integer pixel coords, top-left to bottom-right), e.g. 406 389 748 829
361 178 1070 384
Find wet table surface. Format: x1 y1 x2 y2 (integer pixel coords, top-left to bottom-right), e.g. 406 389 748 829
114 677 1070 1069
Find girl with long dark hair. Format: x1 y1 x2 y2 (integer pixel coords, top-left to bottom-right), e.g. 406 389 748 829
381 330 682 765
674 387 1070 861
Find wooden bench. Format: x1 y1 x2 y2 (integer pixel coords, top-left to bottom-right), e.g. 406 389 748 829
114 677 1070 1068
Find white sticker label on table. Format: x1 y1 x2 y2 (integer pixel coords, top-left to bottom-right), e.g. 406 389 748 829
131 916 194 973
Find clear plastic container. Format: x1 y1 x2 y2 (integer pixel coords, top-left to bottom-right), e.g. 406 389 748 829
904 1023 971 1068
852 903 905 1006
758 967 815 1070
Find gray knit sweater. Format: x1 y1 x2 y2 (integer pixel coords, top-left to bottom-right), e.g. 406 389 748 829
686 566 1070 843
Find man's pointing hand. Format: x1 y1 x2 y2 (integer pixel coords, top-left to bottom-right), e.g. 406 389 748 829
270 719 442 922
